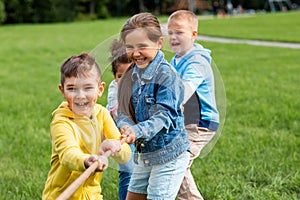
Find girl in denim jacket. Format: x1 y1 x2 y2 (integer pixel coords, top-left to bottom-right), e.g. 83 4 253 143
116 12 190 200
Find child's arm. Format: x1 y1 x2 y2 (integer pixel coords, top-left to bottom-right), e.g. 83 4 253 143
51 122 91 171
98 139 122 156
107 80 118 110
107 80 119 120
98 138 131 164
121 69 184 141
82 139 123 172
85 139 125 172
180 55 211 104
101 108 132 164
56 143 115 200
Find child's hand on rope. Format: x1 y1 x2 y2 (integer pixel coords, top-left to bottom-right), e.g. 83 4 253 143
120 125 136 144
98 139 122 156
84 154 108 172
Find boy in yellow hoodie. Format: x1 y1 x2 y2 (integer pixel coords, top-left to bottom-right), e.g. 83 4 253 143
42 52 131 200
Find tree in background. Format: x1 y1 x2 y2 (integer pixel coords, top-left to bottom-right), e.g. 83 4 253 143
76 0 110 20
95 0 110 19
1 0 299 24
49 0 78 22
4 0 33 23
0 0 5 24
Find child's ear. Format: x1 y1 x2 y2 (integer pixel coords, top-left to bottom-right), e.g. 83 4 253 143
192 31 198 40
158 36 164 50
98 82 106 97
58 84 64 94
59 84 67 99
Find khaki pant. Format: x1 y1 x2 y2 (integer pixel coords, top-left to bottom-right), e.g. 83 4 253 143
177 124 216 200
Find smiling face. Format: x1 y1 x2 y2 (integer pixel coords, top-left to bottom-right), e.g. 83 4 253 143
124 29 163 69
59 67 105 118
167 18 197 57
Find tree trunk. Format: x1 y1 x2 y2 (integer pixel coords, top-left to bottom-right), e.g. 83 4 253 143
90 0 96 15
139 0 145 12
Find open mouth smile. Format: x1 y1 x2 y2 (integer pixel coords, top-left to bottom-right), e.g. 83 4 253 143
135 57 147 65
171 42 180 47
74 102 89 107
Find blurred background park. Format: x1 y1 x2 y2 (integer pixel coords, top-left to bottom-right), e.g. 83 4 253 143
0 0 299 200
0 0 300 24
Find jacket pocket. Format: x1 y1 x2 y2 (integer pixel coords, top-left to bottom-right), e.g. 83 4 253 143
145 94 155 104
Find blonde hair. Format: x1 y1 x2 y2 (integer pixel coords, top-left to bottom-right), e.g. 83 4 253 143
168 10 198 32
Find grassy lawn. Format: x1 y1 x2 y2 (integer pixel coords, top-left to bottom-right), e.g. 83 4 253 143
0 12 299 199
197 41 300 199
195 11 300 43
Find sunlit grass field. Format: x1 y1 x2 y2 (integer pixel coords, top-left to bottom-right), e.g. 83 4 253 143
198 11 300 43
0 11 299 199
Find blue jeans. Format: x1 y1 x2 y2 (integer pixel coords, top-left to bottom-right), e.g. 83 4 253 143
118 143 135 200
128 151 190 200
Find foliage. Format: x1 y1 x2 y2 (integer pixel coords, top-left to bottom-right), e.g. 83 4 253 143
2 0 300 24
0 0 5 23
3 0 33 23
96 1 110 19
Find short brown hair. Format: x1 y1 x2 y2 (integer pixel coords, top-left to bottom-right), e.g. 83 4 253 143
168 10 198 32
121 12 162 43
60 52 102 86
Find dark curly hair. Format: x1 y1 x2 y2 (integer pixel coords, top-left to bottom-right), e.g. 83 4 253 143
109 39 132 77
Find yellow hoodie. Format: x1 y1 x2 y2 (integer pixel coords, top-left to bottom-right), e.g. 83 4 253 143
42 102 131 200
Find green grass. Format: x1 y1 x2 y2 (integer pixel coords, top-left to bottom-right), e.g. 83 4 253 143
196 41 300 199
0 12 299 199
196 11 300 43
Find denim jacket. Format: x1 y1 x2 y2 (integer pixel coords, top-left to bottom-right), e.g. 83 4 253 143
116 50 190 166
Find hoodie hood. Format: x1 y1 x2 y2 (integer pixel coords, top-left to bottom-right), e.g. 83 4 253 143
52 101 101 120
51 101 103 155
188 43 212 64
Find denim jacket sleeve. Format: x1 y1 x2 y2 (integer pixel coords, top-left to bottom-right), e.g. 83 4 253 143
115 111 136 128
131 66 184 141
